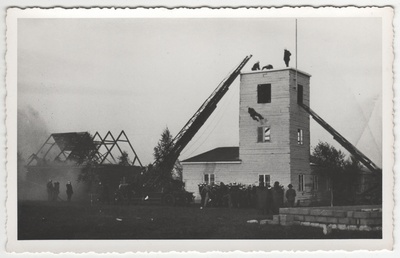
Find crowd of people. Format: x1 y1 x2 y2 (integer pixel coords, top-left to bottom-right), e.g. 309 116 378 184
46 179 73 202
198 181 297 214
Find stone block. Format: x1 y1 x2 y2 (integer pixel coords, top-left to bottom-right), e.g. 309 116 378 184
268 220 280 225
353 212 370 219
280 221 294 226
294 215 305 221
338 224 347 230
310 209 324 216
347 211 354 218
369 212 382 218
301 222 311 226
316 216 328 223
296 208 311 215
272 215 280 223
279 208 291 214
279 214 294 223
359 218 382 226
338 218 350 224
304 215 318 223
310 222 319 227
331 224 338 229
326 217 338 224
332 211 347 218
338 218 357 225
259 220 268 225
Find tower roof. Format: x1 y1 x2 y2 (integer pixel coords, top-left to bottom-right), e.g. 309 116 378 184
241 67 312 77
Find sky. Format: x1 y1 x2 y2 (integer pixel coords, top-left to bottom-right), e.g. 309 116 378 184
17 17 382 166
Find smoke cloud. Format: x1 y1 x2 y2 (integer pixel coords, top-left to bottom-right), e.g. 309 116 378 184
17 106 103 201
18 106 50 160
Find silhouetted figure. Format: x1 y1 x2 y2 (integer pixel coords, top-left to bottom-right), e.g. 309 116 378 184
219 182 231 207
256 184 268 214
202 184 211 208
272 181 284 214
66 181 73 202
248 107 264 121
266 184 273 215
286 184 296 207
46 179 53 201
53 181 60 201
262 64 274 70
251 61 260 71
284 49 291 67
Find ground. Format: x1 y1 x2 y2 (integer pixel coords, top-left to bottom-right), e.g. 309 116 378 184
18 201 381 240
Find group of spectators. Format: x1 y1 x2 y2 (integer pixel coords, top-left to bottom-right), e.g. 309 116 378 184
198 181 297 214
46 179 73 202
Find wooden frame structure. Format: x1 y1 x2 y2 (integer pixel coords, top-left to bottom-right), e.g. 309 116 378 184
27 130 143 167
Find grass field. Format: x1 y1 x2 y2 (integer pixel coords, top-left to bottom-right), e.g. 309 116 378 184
18 201 382 240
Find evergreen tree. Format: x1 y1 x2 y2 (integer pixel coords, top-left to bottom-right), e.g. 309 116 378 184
118 151 130 166
153 127 182 180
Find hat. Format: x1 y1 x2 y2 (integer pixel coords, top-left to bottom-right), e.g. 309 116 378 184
288 184 293 188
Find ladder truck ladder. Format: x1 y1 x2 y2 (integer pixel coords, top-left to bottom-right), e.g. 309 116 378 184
145 55 252 186
300 103 382 175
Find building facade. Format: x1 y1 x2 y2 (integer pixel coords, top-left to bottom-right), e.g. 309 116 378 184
182 68 315 204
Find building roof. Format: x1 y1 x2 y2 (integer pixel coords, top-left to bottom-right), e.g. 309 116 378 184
51 132 97 151
182 147 240 163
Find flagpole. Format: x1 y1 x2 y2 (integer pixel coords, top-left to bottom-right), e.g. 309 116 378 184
295 18 298 86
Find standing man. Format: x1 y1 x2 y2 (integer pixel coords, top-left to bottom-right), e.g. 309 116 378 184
286 184 296 207
66 181 73 202
46 179 53 201
272 181 284 214
53 181 60 201
283 49 291 67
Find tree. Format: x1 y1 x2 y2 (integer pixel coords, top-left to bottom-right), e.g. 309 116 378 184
311 141 346 206
153 127 182 180
118 151 130 166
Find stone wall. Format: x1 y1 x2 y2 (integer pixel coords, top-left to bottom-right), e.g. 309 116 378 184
263 205 382 234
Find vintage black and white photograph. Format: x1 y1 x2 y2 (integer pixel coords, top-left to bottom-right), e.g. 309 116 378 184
5 7 394 252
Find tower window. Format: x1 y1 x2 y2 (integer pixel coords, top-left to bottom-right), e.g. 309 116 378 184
257 84 271 103
297 129 303 145
258 174 271 187
258 126 271 142
298 174 305 191
297 84 303 104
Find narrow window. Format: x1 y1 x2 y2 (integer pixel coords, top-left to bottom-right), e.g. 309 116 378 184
265 175 271 186
258 175 264 187
297 129 303 145
298 174 304 191
258 127 271 142
257 84 271 103
210 174 215 185
204 174 209 184
204 174 215 185
297 84 303 104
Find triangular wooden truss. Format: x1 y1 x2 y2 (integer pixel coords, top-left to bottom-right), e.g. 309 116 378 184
92 130 143 167
27 130 143 168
